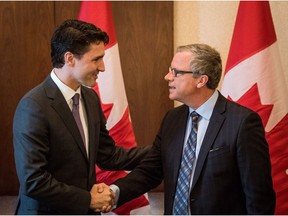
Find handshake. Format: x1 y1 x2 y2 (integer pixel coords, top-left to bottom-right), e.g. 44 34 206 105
90 183 116 213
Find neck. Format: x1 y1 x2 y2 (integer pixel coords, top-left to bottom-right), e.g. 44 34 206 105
186 89 215 110
53 68 80 91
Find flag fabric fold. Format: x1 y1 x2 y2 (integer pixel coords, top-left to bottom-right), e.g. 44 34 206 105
78 1 151 214
221 1 288 214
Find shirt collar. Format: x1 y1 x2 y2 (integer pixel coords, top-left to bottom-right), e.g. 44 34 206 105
50 70 81 102
189 90 219 120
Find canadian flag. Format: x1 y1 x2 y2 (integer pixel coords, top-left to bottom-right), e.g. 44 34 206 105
221 1 288 214
78 1 151 215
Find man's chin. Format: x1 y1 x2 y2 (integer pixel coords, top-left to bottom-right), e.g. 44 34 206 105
82 82 96 88
168 94 176 101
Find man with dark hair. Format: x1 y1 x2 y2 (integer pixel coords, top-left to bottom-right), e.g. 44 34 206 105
13 19 149 215
112 43 276 214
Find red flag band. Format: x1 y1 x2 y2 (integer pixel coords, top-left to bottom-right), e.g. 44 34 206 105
78 1 151 214
221 1 288 214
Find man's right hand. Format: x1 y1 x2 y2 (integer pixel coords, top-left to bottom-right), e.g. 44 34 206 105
90 183 115 213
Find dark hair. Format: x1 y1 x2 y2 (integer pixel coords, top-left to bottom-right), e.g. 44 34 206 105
51 19 109 68
176 44 222 89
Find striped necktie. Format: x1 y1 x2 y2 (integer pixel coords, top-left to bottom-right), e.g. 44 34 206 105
173 111 199 215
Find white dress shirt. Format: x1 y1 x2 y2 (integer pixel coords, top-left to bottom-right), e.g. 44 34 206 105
50 70 89 156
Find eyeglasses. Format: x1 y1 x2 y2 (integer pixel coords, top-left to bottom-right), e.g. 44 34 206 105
169 67 199 77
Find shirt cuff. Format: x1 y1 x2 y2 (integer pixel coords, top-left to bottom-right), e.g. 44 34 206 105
109 184 120 209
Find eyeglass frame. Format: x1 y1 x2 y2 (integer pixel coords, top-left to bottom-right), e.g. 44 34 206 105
169 66 200 77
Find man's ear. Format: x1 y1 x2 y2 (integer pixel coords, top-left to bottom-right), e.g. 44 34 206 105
64 52 75 66
197 75 209 88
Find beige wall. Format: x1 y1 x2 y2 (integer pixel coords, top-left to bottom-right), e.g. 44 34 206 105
174 1 288 106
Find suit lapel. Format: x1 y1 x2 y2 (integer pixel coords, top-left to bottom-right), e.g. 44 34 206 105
81 88 97 161
44 76 88 161
170 106 190 188
191 93 227 189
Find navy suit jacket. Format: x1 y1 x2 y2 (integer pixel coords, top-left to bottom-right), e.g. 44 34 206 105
13 75 149 214
114 92 275 214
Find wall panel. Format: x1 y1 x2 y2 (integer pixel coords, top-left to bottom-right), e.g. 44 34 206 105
54 1 81 24
112 1 173 147
0 1 54 195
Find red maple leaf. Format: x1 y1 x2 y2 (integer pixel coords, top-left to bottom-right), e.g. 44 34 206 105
266 114 288 215
93 83 136 149
227 83 288 214
228 83 273 128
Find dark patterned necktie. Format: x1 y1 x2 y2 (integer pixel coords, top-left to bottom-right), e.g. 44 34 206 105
173 111 199 215
72 93 86 146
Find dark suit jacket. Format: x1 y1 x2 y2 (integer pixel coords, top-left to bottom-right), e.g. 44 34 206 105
13 75 149 214
114 92 276 214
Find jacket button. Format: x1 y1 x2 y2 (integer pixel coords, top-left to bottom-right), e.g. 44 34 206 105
190 198 196 202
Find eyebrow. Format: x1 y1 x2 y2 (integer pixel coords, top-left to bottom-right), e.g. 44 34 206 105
92 54 105 61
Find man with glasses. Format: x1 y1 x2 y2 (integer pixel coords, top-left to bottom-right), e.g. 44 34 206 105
111 43 275 214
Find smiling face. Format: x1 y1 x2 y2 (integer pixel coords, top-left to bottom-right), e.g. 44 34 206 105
164 51 200 105
68 42 105 90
